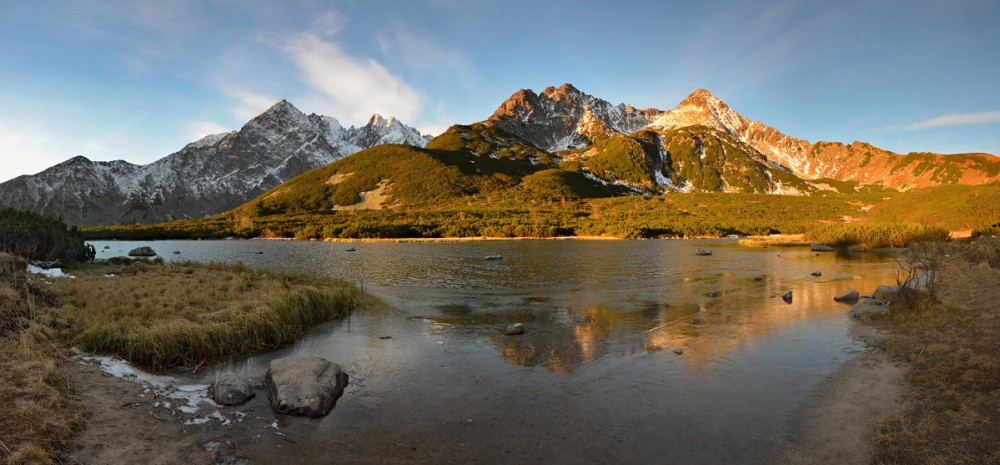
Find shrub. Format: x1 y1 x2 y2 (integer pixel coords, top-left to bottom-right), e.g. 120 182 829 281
805 223 949 248
0 208 95 262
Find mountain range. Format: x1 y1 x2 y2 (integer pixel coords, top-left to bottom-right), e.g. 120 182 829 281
3 84 999 226
0 102 431 226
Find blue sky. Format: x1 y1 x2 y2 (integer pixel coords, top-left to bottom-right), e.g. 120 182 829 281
1 0 998 182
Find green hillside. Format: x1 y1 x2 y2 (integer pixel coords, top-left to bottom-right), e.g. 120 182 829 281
80 120 1000 244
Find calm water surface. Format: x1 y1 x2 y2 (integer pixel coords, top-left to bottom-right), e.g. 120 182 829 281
91 239 895 464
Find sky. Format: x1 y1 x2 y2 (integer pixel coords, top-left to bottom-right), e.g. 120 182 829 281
1 0 999 182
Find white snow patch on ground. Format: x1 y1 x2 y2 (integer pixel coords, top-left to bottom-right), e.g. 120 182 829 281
79 353 239 426
27 265 75 278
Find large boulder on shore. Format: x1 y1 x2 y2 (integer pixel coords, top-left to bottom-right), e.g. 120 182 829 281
127 246 157 257
211 372 255 406
265 357 348 417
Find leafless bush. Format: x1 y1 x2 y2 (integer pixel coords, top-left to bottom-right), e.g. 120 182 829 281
893 242 942 309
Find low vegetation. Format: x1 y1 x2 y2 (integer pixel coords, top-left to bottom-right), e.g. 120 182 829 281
0 208 94 262
55 261 360 369
0 253 85 465
864 239 1000 464
804 223 950 248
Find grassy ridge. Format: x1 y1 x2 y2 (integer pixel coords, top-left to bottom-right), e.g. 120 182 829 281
56 261 360 369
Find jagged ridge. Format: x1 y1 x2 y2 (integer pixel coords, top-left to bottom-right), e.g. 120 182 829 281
0 101 431 226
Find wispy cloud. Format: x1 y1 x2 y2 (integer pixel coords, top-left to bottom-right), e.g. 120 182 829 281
376 28 478 82
677 0 839 96
187 121 230 141
220 87 278 121
0 119 72 182
905 111 1000 130
285 33 422 123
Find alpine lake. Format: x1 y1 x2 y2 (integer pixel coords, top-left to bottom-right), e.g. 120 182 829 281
88 238 897 464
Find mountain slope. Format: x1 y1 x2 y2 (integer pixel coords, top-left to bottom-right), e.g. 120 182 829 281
238 143 620 217
651 89 1000 189
0 101 431 226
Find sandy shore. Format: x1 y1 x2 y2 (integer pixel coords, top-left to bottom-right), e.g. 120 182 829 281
775 323 906 465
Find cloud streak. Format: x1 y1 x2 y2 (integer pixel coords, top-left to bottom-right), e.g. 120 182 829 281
286 33 422 123
905 111 1000 130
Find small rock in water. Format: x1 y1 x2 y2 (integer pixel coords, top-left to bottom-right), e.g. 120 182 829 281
673 349 684 355
211 372 255 406
173 250 181 255
103 245 110 249
754 276 763 282
694 248 712 256
782 291 793 303
811 270 822 277
484 255 503 261
834 290 861 303
810 244 835 252
504 323 525 335
379 336 392 340
708 291 721 298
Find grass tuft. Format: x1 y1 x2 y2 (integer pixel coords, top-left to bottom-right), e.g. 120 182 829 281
55 261 360 369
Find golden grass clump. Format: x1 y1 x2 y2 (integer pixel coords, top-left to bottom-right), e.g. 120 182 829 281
0 260 85 465
867 238 1000 464
54 261 360 369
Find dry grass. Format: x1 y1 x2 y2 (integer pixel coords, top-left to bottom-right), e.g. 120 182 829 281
0 257 360 462
53 260 360 369
867 238 1000 464
0 257 86 465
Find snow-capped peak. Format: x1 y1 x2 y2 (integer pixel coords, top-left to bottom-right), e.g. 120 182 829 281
651 88 750 137
366 113 402 129
184 131 233 149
